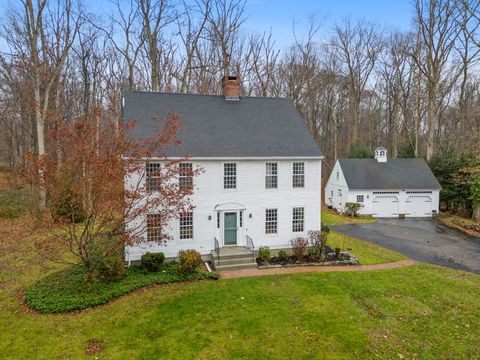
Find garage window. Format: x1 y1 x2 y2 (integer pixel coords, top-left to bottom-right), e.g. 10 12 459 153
356 195 364 203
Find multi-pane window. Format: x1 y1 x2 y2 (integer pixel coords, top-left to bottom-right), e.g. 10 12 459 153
179 163 193 191
356 195 364 203
293 162 305 188
239 211 243 227
292 207 304 232
265 162 278 189
217 212 220 228
336 171 339 180
146 214 162 242
179 212 193 239
224 163 237 189
265 209 278 234
146 163 161 191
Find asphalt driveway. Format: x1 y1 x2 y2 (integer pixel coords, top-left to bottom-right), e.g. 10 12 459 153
333 218 480 274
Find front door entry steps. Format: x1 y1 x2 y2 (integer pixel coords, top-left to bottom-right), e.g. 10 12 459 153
211 246 256 270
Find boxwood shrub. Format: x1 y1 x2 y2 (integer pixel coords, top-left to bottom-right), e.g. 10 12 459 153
25 263 218 313
141 252 165 272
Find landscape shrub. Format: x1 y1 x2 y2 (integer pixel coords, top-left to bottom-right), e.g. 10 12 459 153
51 186 87 223
95 254 126 282
178 249 202 273
289 237 308 261
0 188 35 218
344 202 362 217
258 246 271 263
141 252 165 272
277 250 289 262
25 263 219 313
306 228 330 261
306 247 322 261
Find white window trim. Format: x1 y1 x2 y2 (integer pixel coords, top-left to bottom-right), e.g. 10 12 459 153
265 208 278 235
179 212 194 240
292 162 305 188
146 162 161 192
265 162 278 189
292 206 305 233
223 162 237 191
146 213 162 242
179 162 193 191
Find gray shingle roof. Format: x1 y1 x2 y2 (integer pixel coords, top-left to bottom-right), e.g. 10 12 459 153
338 158 441 190
123 91 322 158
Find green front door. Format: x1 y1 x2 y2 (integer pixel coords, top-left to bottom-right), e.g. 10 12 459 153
224 212 237 245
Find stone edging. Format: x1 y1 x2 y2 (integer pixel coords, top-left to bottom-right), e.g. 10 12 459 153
257 252 359 269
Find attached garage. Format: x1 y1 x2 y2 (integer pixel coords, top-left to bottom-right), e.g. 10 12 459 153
405 195 432 217
372 194 399 217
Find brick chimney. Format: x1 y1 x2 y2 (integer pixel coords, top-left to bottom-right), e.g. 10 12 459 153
221 76 240 100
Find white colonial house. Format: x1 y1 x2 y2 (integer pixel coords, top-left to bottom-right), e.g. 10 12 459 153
325 147 441 218
123 76 323 268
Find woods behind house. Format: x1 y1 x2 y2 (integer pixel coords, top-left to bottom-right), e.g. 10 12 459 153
1 0 480 217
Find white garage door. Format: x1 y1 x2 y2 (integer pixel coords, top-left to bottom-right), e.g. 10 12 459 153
372 196 399 217
405 196 432 217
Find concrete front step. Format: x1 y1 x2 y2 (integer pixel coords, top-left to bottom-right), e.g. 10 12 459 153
211 247 254 261
214 262 258 271
211 246 257 271
214 255 256 266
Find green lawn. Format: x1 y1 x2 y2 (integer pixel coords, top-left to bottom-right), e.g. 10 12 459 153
322 208 376 227
322 208 404 265
1 216 480 359
328 231 405 265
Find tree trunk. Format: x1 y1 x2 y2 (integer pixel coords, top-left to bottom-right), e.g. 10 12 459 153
473 206 480 222
34 85 47 211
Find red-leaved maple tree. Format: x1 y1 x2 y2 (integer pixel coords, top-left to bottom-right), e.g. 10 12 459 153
25 109 200 282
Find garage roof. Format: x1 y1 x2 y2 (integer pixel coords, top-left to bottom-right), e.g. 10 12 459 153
338 158 441 190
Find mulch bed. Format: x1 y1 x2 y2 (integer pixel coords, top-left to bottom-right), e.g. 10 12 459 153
257 246 359 268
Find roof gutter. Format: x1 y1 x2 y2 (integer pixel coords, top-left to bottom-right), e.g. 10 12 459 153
124 155 324 161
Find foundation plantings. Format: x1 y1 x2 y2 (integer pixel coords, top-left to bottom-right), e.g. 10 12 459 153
256 226 359 268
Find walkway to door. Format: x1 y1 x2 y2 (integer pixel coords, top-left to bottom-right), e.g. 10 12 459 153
219 259 417 279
